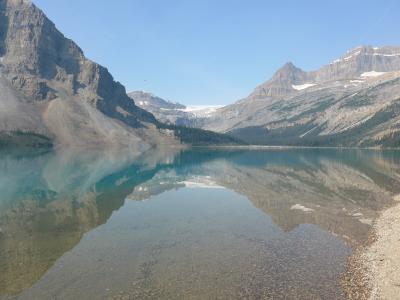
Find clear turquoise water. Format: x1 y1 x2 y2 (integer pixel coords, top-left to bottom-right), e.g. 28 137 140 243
1 148 400 299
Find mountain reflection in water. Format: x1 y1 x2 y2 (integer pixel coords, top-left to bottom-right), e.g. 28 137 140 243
0 148 399 299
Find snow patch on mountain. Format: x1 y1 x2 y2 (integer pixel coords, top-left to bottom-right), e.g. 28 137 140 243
179 176 224 189
343 50 361 61
373 53 400 57
361 71 387 78
292 83 317 91
177 105 223 117
291 204 315 213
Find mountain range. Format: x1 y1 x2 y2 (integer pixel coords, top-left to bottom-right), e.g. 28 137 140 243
135 46 400 147
1 0 400 149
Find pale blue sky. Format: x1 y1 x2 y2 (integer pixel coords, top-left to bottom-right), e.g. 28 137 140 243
34 0 400 105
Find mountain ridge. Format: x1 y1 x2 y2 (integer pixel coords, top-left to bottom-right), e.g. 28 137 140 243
133 44 400 147
1 0 399 148
200 45 400 147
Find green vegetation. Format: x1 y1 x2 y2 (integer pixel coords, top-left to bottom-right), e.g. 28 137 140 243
0 125 242 150
158 124 244 146
229 101 400 148
373 131 400 148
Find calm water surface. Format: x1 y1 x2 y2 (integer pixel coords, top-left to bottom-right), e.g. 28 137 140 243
1 148 400 300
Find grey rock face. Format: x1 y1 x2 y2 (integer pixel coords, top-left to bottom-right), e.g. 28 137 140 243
0 0 176 149
1 0 87 101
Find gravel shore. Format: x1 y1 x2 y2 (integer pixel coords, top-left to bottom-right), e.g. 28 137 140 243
344 195 400 300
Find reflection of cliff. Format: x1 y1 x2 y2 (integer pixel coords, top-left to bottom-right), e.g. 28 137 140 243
128 149 400 245
0 192 102 296
0 148 181 297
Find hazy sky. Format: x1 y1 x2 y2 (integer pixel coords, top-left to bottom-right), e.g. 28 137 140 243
34 0 400 105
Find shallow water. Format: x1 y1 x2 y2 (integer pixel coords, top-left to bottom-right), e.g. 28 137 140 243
1 148 400 299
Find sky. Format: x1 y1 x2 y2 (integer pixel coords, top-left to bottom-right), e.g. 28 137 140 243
33 0 400 105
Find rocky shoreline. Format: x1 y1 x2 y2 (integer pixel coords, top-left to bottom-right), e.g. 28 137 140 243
343 195 400 299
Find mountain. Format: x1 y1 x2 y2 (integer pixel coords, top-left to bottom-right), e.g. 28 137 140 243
128 91 222 127
0 0 179 150
249 62 311 98
198 46 400 147
128 91 186 111
249 46 400 100
0 0 239 150
3 0 396 148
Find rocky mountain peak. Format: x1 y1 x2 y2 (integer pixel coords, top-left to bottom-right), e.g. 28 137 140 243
277 61 297 71
0 0 85 99
249 61 310 99
271 62 307 83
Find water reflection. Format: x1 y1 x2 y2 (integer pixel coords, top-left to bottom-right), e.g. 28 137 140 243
0 148 180 297
0 148 399 299
130 149 400 243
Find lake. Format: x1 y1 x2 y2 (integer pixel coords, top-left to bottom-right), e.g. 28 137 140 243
1 148 399 299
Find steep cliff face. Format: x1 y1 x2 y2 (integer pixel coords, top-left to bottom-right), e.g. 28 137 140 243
314 46 400 82
0 0 176 149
